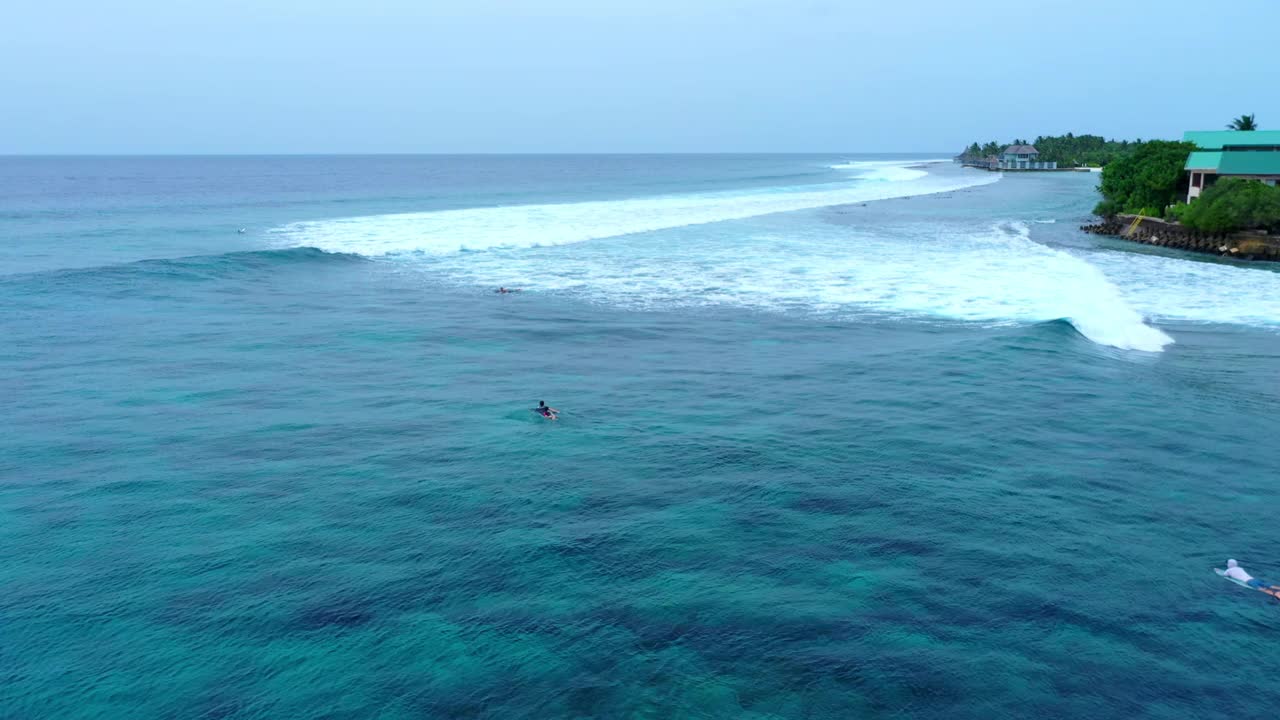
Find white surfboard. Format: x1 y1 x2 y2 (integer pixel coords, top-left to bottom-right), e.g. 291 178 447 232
1216 568 1280 599
1215 568 1251 588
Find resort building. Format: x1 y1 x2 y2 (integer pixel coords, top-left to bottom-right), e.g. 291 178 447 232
1184 130 1280 202
957 144 1058 171
1000 145 1050 169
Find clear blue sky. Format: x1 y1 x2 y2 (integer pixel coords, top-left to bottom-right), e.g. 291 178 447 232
6 0 1278 153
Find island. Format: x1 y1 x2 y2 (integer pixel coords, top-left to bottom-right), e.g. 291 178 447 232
955 134 1140 171
1080 121 1280 262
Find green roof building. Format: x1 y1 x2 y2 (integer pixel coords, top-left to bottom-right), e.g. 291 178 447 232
1184 130 1280 203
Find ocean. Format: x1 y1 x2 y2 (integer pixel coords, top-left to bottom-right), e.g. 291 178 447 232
3 154 1279 718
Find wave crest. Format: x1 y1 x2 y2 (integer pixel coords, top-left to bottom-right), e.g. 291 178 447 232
926 221 1173 352
272 162 998 257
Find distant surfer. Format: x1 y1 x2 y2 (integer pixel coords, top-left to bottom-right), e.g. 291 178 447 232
496 287 521 294
1219 559 1280 598
534 400 559 420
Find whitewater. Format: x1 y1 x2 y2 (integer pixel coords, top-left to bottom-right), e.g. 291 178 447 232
274 159 1280 353
272 161 985 256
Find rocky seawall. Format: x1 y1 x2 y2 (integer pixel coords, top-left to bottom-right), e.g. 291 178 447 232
1082 214 1280 262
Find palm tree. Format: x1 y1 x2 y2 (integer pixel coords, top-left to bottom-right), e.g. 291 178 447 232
1228 114 1258 131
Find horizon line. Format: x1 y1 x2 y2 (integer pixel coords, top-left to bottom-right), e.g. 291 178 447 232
0 150 957 158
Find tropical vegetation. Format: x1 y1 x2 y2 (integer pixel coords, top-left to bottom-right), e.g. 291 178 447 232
1092 140 1195 217
1227 113 1258 131
958 133 1143 167
960 141 1004 159
1030 134 1141 167
1167 178 1280 233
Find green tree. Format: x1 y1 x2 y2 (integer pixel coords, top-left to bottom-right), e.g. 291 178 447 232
1028 133 1140 167
1094 140 1196 216
1178 178 1280 232
961 133 1149 167
1228 114 1258 131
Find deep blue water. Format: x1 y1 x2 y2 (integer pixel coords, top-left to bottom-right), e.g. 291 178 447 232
3 155 1280 719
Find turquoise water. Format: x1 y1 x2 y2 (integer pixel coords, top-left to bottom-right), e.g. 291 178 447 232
3 155 1280 718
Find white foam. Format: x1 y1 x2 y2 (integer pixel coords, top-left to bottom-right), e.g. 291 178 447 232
269 159 1280 352
863 166 929 183
828 158 952 170
413 218 1177 352
274 161 996 257
832 221 1174 351
828 159 950 183
1087 251 1280 329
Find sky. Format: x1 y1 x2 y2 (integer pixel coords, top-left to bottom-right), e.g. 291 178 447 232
4 0 1279 154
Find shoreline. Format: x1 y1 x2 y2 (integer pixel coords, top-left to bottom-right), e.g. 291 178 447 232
1082 214 1280 262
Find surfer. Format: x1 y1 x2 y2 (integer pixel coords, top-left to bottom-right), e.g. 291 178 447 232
534 400 559 420
496 287 521 294
1223 559 1277 590
1219 558 1280 600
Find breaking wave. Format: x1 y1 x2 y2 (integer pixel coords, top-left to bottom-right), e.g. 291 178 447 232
259 160 1280 353
272 161 997 257
410 217 1177 352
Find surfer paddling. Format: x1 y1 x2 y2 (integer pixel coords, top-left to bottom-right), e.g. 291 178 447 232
534 400 559 421
1218 559 1280 599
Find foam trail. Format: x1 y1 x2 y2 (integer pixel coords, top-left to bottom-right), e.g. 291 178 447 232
862 166 929 182
274 163 997 257
828 158 953 169
829 159 948 183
